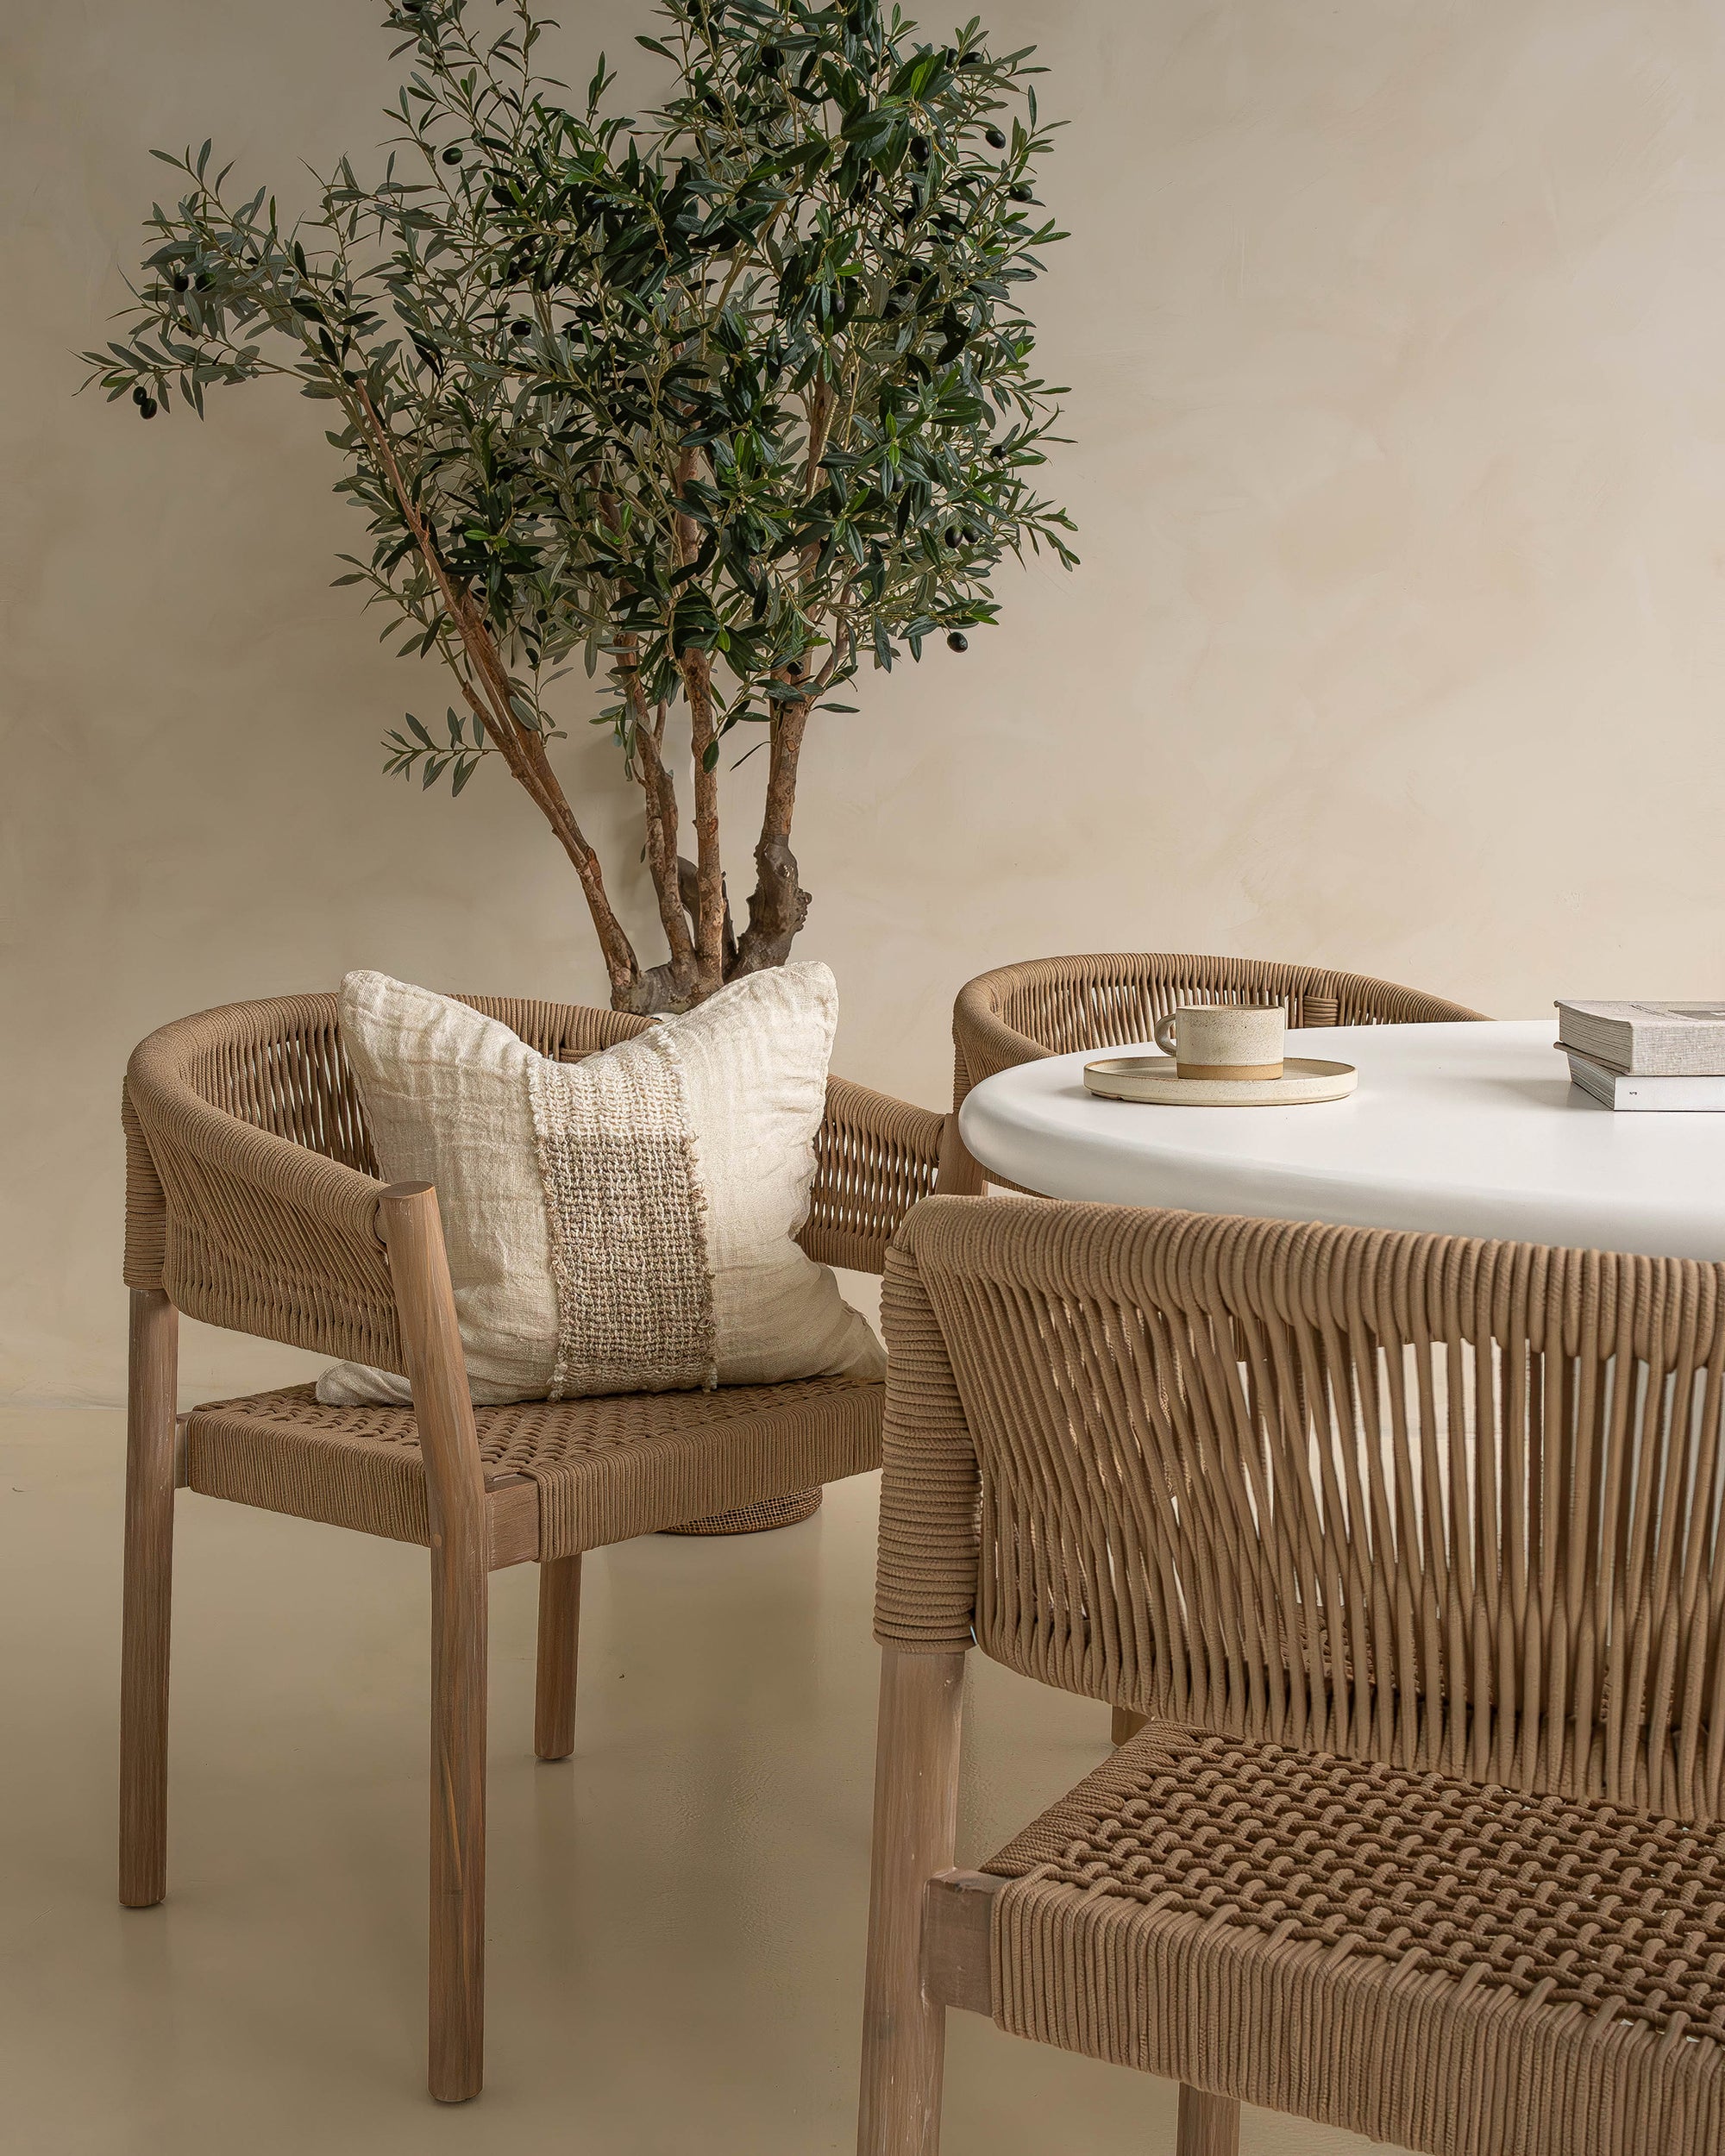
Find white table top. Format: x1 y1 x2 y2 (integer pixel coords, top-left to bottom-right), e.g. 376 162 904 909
957 1020 1725 1262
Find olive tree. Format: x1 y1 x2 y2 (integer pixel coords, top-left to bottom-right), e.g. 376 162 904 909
83 0 1075 1012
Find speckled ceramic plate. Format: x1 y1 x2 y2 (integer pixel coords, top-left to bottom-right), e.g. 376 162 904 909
1083 1056 1358 1106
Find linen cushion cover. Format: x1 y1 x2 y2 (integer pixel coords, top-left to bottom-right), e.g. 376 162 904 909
317 962 883 1406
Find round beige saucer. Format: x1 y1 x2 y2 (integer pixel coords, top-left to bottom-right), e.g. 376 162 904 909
1083 1056 1358 1106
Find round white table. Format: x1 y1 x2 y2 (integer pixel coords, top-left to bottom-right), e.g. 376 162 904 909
957 1020 1725 1262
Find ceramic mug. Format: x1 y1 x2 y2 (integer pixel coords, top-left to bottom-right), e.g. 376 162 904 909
1152 1003 1285 1081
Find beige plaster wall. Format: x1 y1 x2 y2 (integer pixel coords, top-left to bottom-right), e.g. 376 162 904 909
6 0 1725 1403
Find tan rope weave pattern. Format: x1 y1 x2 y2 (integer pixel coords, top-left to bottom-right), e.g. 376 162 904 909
874 1244 982 1648
876 1197 1725 1824
187 1374 881 1555
952 951 1484 1108
124 995 947 1369
800 1075 945 1274
124 997 399 1365
121 1083 169 1288
982 1725 1725 2155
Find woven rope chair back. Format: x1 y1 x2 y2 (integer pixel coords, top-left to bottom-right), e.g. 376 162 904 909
124 991 932 1366
122 993 649 1371
878 1195 1725 1824
952 953 1484 1106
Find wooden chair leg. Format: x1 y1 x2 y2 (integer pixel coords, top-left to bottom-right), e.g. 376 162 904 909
1177 2086 1240 2156
429 1540 486 2103
380 1182 491 2103
1112 1705 1147 1747
534 1554 580 1762
120 1288 178 1908
857 1646 967 2156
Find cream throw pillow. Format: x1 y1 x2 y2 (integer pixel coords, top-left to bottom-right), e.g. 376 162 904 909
317 962 883 1406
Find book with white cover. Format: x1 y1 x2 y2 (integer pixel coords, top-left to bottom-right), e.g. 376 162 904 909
1556 1000 1725 1075
1565 1049 1725 1111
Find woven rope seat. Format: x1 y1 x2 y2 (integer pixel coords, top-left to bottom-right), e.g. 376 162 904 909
118 989 950 2101
188 1371 881 1557
982 1727 1725 2149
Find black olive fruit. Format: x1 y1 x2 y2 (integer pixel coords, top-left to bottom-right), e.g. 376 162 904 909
442 146 462 165
784 659 802 677
1008 184 1033 202
139 397 158 419
945 630 968 652
958 51 982 66
758 44 781 72
170 273 189 291
510 318 531 337
131 385 147 405
944 526 958 546
910 133 930 164
985 126 1006 149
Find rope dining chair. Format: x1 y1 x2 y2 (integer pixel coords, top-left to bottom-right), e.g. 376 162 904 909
119 991 949 2103
858 1193 1725 2156
944 953 1484 1193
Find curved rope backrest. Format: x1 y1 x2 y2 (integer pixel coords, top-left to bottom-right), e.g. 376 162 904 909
125 991 940 1360
124 993 402 1365
803 1075 944 1275
877 1194 1725 1824
952 953 1485 1106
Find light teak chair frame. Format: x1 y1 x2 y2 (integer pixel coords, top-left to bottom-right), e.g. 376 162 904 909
119 992 949 2103
943 951 1484 1198
857 1195 1725 2156
122 1185 496 2090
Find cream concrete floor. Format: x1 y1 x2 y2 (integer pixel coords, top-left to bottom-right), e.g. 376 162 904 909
0 1404 1393 2156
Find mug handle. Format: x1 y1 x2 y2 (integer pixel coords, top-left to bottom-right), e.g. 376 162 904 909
1153 1011 1178 1058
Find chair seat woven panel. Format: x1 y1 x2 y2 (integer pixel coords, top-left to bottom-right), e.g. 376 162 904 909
187 1376 882 1555
982 1726 1725 2156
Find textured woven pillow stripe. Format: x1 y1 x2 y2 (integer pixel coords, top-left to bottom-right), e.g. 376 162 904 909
317 963 881 1406
525 1026 716 1395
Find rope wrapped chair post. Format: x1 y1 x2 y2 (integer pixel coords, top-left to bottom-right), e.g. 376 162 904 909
944 953 1485 1194
117 991 949 2103
858 1193 1725 2156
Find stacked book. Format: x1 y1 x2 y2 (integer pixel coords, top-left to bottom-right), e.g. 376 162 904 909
1557 1000 1725 1111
